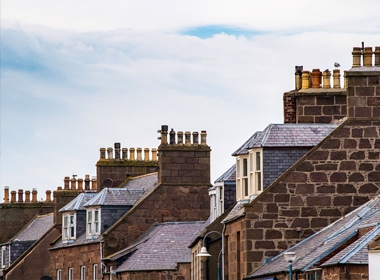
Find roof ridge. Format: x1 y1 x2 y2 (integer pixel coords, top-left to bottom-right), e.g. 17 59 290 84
129 172 158 180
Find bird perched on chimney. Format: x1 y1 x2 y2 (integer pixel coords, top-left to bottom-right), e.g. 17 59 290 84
334 62 340 68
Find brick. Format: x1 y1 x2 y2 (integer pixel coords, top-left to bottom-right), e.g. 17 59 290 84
311 218 328 228
301 207 317 217
339 161 356 170
296 184 314 194
265 229 282 239
310 172 328 182
315 163 339 171
280 209 300 217
291 218 309 228
306 196 331 206
297 162 314 172
254 220 273 228
317 185 335 193
247 250 263 262
331 172 347 182
337 184 357 193
359 139 372 149
359 163 374 171
255 241 275 249
266 203 278 213
333 196 352 206
290 196 304 206
334 127 350 138
274 194 290 203
348 173 365 182
246 229 263 240
368 172 380 182
322 139 341 149
309 151 329 160
353 196 370 206
330 151 347 160
320 208 341 217
343 139 357 149
349 151 365 160
359 183 379 193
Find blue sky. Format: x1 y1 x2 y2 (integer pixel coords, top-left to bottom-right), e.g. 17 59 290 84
1 0 380 201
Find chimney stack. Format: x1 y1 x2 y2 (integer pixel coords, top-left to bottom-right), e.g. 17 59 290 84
25 190 31 202
18 189 24 202
4 186 9 202
32 188 38 202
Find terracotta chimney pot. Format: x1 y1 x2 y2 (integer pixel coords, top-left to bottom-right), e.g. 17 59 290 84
363 47 373 67
311 69 322 88
129 148 135 160
25 190 31 202
77 178 83 190
11 191 16 203
18 189 24 202
32 188 38 202
152 148 157 161
352 47 362 67
333 69 341 89
301 71 310 89
4 186 9 203
201 131 207 145
46 190 51 202
374 46 380 66
322 70 331 89
64 176 70 189
144 148 150 161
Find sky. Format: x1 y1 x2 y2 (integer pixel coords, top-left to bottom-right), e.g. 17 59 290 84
1 0 380 202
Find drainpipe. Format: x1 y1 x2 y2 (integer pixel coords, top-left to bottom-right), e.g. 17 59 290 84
100 240 106 279
222 223 226 280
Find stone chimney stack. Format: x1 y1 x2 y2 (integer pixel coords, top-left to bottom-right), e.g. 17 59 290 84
157 125 211 186
347 46 380 120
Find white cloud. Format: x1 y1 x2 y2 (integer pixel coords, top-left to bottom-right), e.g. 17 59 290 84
1 1 380 201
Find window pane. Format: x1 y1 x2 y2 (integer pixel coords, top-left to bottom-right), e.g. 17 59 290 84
256 152 261 171
243 159 247 176
236 160 240 178
244 178 248 196
95 210 99 221
63 216 68 227
70 215 74 225
256 172 262 191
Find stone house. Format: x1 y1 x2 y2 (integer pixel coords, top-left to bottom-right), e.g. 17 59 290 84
246 194 380 280
222 46 380 279
48 126 211 280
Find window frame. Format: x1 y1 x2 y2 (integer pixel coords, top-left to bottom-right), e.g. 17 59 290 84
93 264 98 280
86 208 101 238
249 149 263 195
68 267 73 280
1 246 6 268
80 266 86 280
62 212 76 241
57 269 62 280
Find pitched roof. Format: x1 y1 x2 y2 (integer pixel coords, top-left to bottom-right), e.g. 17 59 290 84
245 195 380 279
59 192 97 212
114 221 206 272
12 213 54 242
232 124 339 156
84 188 145 207
214 164 236 184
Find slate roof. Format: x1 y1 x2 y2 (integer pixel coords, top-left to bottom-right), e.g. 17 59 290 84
232 123 339 156
84 188 145 207
214 164 236 184
12 213 54 242
59 192 97 212
245 195 380 279
114 221 206 272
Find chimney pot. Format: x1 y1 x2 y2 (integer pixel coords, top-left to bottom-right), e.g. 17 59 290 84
136 148 142 160
322 70 331 89
201 131 207 145
64 176 70 189
46 190 51 202
363 47 373 67
160 125 168 145
4 186 9 203
311 69 322 88
85 175 90 190
107 147 113 159
375 46 380 66
91 177 97 191
169 129 176 144
129 148 135 160
18 189 24 202
32 188 37 202
185 131 191 145
71 177 77 190
11 191 16 203
100 148 106 159
333 69 341 89
114 143 121 159
152 148 157 161
122 148 128 159
352 47 362 67
77 178 83 190
177 131 184 145
25 190 31 202
295 66 303 90
301 71 310 89
144 148 150 161
192 132 199 144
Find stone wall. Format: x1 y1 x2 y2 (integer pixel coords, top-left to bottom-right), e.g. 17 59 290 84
50 242 101 280
115 263 190 280
322 265 368 280
103 184 210 257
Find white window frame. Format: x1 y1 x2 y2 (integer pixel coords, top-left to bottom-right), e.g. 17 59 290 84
68 267 73 280
93 264 98 280
57 269 62 280
86 208 101 238
249 149 263 195
80 266 86 280
62 212 76 241
1 246 6 268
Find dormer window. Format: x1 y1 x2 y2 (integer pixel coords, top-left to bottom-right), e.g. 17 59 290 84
86 208 101 238
250 149 263 194
62 213 76 242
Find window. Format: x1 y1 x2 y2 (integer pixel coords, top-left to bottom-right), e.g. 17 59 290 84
243 158 248 196
57 269 62 280
62 213 76 241
93 264 98 280
68 268 73 280
249 150 263 195
306 268 322 280
80 266 86 280
87 208 101 238
255 151 262 191
1 246 6 268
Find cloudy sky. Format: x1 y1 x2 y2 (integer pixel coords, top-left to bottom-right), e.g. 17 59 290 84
1 0 380 201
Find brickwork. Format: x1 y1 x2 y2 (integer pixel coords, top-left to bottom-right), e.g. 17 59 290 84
103 184 210 257
96 143 158 190
322 265 368 280
50 242 101 280
284 90 347 124
0 201 53 243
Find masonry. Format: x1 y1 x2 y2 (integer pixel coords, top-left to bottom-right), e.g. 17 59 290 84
225 46 380 278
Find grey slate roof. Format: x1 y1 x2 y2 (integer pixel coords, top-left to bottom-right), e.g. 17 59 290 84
114 221 206 272
245 195 380 279
12 213 53 242
233 123 339 156
84 188 145 207
214 164 236 184
59 192 97 212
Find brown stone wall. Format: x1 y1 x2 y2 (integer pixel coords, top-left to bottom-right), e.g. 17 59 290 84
50 242 101 280
227 118 380 277
0 202 54 243
53 189 82 226
283 90 347 124
158 145 211 186
5 228 60 280
118 263 190 280
103 184 210 257
322 264 368 280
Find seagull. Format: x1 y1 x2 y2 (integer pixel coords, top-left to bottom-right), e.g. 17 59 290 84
334 62 340 68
